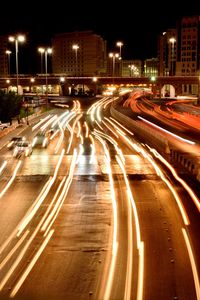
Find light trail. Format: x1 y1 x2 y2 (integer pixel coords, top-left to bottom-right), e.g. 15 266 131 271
138 116 196 145
115 129 190 225
40 114 58 131
0 230 29 270
0 178 51 255
76 121 81 137
94 134 118 300
84 121 89 138
66 114 82 154
76 144 84 164
116 155 141 248
17 150 65 236
148 146 200 212
89 134 96 164
182 228 200 300
109 117 134 135
54 121 64 154
137 241 144 300
32 115 52 131
101 120 119 138
0 161 22 199
116 154 144 300
0 161 7 175
10 229 54 298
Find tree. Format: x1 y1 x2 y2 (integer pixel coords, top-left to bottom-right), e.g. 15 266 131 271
0 90 22 123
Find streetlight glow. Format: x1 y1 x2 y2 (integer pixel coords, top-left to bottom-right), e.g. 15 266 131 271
128 64 139 77
47 48 52 54
169 37 176 44
60 77 65 82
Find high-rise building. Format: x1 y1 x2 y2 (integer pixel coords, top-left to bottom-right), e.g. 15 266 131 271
0 35 9 77
158 29 177 76
158 15 200 78
176 15 200 76
51 31 107 76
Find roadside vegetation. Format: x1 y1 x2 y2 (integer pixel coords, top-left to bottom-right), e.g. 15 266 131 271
0 90 22 123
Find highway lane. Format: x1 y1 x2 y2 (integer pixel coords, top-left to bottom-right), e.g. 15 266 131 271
90 98 199 299
0 97 199 299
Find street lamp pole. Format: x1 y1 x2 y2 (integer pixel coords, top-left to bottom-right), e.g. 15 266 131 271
116 41 123 59
169 37 176 76
8 35 25 94
5 50 12 76
38 47 45 74
109 52 119 83
72 44 79 76
116 41 123 76
44 48 52 108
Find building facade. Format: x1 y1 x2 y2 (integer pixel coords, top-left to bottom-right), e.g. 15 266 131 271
144 58 158 78
176 15 200 76
122 60 142 77
158 29 177 76
51 31 107 76
0 36 9 77
158 15 200 78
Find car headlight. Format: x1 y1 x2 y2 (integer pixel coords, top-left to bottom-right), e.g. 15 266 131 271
7 141 14 148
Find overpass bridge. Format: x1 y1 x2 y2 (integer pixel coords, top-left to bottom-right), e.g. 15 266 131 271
0 75 199 97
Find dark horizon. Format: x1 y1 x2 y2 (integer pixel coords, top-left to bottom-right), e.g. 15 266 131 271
1 1 200 73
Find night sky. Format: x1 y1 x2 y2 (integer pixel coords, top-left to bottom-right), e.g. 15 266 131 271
1 1 200 73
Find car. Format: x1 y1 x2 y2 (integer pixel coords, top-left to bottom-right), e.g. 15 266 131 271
32 131 50 148
0 121 10 131
7 136 25 150
13 141 33 157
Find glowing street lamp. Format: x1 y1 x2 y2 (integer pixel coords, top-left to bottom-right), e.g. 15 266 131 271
5 50 12 76
128 64 139 77
8 35 25 94
72 44 79 76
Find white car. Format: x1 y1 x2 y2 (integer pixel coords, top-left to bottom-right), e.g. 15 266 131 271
13 141 33 157
7 136 25 150
0 121 10 130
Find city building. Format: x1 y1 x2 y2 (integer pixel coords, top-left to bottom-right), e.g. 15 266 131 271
0 35 9 77
158 16 200 78
176 15 200 77
158 29 177 76
143 58 158 78
122 60 142 77
51 31 107 76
